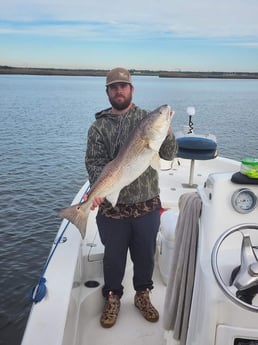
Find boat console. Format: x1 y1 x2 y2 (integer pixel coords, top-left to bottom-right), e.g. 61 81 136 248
187 170 258 345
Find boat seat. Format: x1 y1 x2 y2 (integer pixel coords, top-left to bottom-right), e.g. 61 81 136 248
176 133 218 187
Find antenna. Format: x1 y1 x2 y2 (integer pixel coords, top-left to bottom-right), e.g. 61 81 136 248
187 106 195 134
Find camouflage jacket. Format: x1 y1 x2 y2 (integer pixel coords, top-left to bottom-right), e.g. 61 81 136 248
85 104 177 206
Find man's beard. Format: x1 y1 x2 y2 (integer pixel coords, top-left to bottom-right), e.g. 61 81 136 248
108 93 132 111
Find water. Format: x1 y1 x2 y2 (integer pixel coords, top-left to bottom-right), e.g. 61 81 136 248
0 75 257 345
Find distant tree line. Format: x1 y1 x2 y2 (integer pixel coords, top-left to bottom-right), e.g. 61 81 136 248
1 65 258 79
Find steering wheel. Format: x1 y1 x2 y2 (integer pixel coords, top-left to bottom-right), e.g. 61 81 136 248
211 223 258 312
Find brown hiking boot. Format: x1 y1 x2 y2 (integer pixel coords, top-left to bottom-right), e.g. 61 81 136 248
100 291 120 328
134 289 159 322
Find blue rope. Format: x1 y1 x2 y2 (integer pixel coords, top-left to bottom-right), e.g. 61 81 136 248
29 219 70 303
29 185 90 303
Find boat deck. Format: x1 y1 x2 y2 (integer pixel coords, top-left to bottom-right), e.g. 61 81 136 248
21 156 242 345
77 157 240 345
159 157 239 209
78 266 167 345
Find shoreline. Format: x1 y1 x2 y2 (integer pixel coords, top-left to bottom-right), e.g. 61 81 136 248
1 66 258 79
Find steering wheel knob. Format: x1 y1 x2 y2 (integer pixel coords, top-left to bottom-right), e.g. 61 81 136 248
250 262 258 276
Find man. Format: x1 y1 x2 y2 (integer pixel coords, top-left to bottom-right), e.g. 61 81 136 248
85 67 177 328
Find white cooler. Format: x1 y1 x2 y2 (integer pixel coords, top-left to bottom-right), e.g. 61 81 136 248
157 210 178 285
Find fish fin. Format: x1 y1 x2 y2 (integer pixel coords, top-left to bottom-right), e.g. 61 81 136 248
106 191 120 207
58 204 89 239
150 152 160 171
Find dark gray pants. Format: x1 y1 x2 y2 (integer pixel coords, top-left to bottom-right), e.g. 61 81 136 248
96 209 160 298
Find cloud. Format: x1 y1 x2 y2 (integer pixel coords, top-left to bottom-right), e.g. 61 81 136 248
1 0 258 40
228 41 258 47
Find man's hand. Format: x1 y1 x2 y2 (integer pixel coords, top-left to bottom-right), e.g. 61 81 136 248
83 194 104 210
90 197 104 210
167 125 172 136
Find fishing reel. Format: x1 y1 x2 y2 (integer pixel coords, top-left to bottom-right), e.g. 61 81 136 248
212 224 258 311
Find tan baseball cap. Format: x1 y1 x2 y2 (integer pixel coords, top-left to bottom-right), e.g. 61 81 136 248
106 67 132 86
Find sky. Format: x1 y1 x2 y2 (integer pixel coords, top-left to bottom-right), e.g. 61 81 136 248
0 0 258 72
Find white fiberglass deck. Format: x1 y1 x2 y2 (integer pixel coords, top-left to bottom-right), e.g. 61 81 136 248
74 157 240 345
22 156 242 345
77 265 167 345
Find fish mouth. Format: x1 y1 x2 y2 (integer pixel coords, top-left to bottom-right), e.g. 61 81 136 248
165 106 174 121
163 104 172 120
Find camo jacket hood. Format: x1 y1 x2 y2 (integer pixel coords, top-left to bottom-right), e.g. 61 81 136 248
85 104 177 205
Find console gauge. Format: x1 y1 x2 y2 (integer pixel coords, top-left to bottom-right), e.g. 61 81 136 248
231 188 257 214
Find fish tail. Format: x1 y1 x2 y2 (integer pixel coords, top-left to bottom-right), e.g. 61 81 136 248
58 204 89 239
